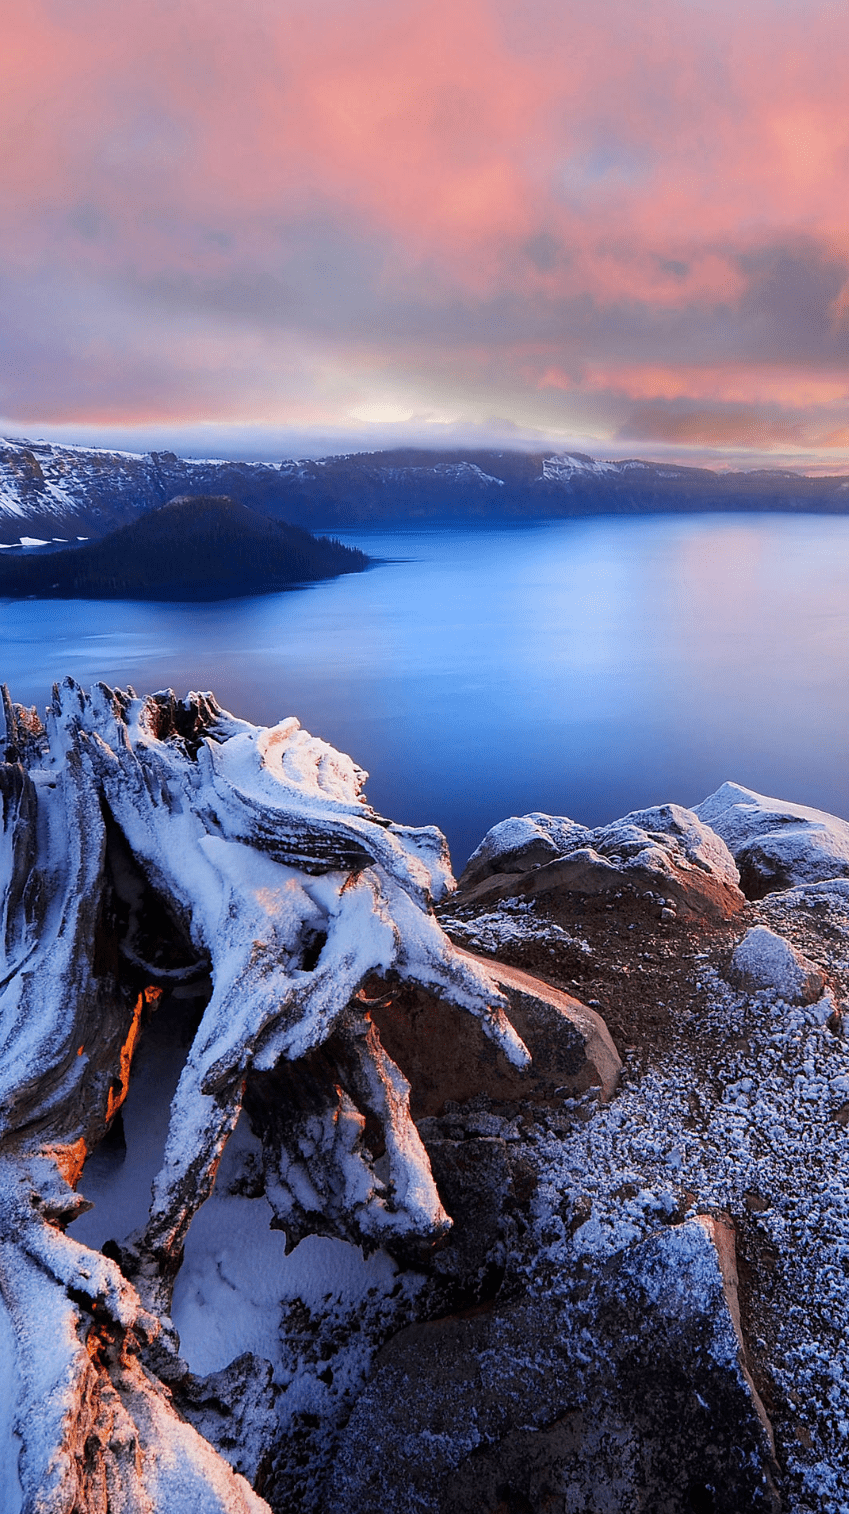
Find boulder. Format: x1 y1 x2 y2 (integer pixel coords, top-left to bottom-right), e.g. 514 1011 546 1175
459 813 593 890
328 1215 780 1514
177 1353 278 1492
694 781 849 897
457 803 744 919
728 925 825 1004
367 951 620 1298
369 948 621 1118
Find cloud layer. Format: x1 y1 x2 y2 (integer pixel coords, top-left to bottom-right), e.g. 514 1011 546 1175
2 0 848 463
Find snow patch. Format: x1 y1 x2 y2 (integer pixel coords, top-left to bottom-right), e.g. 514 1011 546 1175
70 1000 194 1250
0 1292 23 1513
695 781 849 889
172 1114 399 1377
541 454 618 482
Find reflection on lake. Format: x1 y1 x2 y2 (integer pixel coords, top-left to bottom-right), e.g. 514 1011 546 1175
2 513 848 868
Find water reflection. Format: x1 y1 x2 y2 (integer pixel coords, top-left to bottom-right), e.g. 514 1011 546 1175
2 513 848 868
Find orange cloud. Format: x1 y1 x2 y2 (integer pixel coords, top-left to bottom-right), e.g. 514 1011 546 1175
584 364 849 409
619 403 808 450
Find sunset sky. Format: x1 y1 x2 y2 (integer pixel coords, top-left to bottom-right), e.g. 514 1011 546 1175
2 0 848 467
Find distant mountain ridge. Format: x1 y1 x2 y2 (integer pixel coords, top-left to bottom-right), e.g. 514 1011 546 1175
2 435 849 543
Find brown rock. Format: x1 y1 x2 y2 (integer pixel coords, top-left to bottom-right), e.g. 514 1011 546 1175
369 948 621 1120
456 848 744 919
456 804 746 920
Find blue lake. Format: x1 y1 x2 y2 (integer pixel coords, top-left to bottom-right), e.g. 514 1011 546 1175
2 513 848 869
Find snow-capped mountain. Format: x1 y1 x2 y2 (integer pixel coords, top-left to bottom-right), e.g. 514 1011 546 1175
0 438 296 545
2 435 848 545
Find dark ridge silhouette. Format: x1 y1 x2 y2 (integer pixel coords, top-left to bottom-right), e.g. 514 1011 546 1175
0 494 369 601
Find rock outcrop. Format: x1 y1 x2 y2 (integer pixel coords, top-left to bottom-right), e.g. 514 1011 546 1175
694 781 849 896
5 700 849 1514
329 1216 780 1514
0 681 531 1511
368 949 621 1118
457 801 745 918
728 925 826 1004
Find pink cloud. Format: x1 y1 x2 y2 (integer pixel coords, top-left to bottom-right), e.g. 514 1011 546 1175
1 0 848 459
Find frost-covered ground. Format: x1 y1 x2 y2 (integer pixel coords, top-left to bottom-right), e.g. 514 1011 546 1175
445 884 849 1514
444 897 593 960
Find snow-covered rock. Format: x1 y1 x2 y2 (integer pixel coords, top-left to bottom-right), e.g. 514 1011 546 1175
0 437 305 542
728 925 825 1005
0 679 537 1511
694 781 849 896
0 1153 267 1514
8 681 530 1264
329 1215 779 1513
458 802 744 918
8 691 849 1513
541 452 618 482
369 947 621 1119
460 812 592 889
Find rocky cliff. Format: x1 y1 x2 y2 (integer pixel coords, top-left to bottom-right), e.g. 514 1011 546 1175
1 688 847 1511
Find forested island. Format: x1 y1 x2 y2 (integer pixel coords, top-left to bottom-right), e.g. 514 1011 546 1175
0 493 369 600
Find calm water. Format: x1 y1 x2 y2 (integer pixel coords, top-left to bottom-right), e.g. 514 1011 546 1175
2 514 848 869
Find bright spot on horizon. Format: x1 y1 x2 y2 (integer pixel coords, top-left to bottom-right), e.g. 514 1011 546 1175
349 401 417 425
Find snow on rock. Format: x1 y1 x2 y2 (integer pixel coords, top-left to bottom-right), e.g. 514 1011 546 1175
329 1215 779 1513
0 678 536 1509
458 801 744 918
171 1113 400 1377
541 453 618 483
367 946 622 1123
6 679 527 1272
441 896 593 959
170 1110 417 1491
0 1153 266 1514
460 812 592 889
695 781 849 897
9 683 849 1512
594 802 741 890
728 925 826 1005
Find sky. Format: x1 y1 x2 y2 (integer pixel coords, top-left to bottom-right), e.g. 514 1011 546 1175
1 0 848 469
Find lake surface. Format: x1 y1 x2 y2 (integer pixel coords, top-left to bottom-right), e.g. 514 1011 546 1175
2 513 848 869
